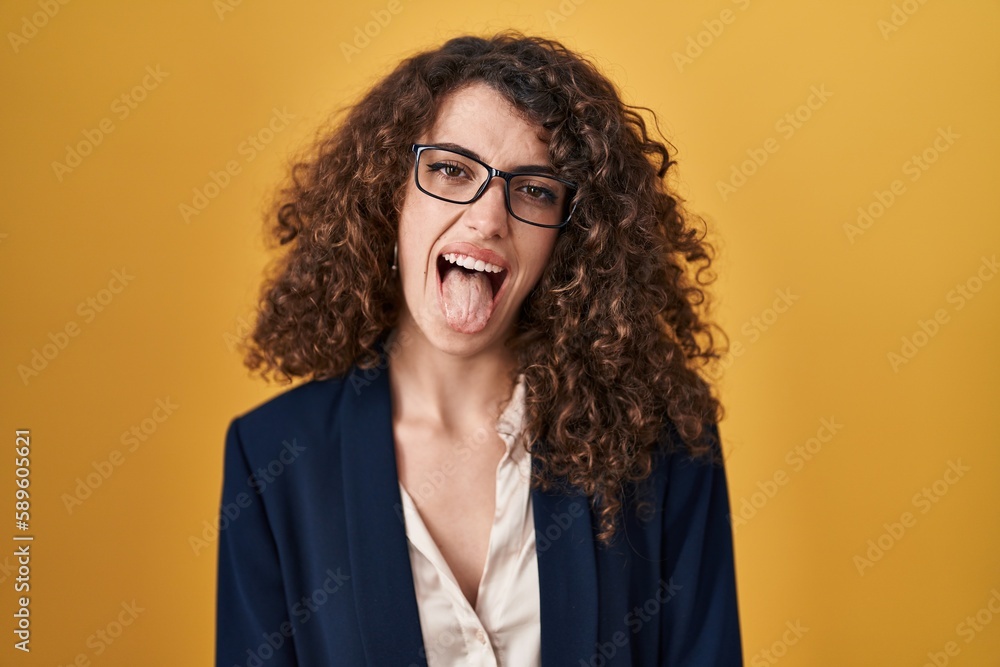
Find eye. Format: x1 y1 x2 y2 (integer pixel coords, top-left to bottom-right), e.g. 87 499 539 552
427 161 472 180
523 185 555 200
516 181 559 206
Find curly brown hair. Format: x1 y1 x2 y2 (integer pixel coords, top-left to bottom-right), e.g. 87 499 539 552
241 30 729 545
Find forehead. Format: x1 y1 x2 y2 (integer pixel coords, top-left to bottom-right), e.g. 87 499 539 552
423 82 551 166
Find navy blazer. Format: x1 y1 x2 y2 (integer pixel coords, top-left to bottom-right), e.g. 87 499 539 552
215 343 743 666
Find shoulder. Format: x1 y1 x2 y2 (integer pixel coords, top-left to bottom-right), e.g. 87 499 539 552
653 419 733 541
226 374 350 466
652 417 724 469
642 419 728 507
234 374 349 428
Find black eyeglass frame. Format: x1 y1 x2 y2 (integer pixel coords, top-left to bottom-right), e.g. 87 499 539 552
410 143 578 229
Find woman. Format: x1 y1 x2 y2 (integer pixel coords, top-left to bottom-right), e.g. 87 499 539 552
216 30 742 666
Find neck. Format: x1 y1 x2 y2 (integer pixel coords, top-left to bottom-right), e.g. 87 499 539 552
385 315 519 434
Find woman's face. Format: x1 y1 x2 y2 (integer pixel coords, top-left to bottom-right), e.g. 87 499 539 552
395 81 560 357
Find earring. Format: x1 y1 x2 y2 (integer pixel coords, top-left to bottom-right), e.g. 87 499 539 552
391 241 398 275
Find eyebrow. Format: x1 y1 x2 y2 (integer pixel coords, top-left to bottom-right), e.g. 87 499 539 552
431 142 556 175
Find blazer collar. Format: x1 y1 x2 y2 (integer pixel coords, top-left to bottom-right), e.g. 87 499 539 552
338 341 599 666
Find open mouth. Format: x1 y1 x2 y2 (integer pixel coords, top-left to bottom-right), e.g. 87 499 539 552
436 253 508 301
435 252 510 333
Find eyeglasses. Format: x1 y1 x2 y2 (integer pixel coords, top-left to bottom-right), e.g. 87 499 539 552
411 143 578 229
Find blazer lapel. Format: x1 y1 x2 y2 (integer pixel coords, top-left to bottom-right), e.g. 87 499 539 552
339 358 428 667
531 456 600 665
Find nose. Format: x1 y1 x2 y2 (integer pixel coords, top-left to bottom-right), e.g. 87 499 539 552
464 175 510 239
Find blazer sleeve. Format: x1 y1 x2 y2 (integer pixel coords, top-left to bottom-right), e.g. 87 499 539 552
216 418 298 666
660 421 743 666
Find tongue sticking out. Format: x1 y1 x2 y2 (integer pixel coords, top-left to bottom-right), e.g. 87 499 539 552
440 265 494 333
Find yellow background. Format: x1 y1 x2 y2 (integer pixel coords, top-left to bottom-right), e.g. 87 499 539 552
2 0 998 664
